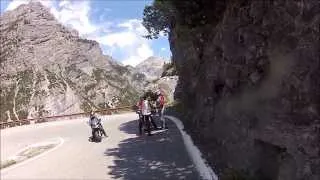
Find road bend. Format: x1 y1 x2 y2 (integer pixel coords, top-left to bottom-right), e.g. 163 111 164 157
1 113 200 180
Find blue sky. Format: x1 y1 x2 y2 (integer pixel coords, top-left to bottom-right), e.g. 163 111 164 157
0 0 171 66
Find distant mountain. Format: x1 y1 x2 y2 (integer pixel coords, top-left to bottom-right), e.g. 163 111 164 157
0 2 144 121
135 56 166 81
145 76 178 104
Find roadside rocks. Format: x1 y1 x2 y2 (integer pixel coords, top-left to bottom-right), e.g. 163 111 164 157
169 0 320 179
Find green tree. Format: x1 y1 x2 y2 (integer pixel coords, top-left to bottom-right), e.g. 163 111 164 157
142 0 173 39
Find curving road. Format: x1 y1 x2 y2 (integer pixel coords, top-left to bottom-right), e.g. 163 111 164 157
1 113 200 180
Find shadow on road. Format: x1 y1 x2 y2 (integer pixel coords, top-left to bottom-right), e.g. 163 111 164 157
104 118 200 180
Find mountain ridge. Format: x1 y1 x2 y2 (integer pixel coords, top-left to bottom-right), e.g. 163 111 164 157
135 56 166 81
0 2 144 121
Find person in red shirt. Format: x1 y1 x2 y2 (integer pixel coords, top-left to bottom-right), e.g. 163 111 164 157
136 97 143 111
156 90 167 129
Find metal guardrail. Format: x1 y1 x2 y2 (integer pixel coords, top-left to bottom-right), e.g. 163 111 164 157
0 106 135 129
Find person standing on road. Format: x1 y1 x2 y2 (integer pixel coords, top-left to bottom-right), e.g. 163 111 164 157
149 99 160 130
156 90 167 129
136 97 144 134
141 96 152 136
136 97 143 120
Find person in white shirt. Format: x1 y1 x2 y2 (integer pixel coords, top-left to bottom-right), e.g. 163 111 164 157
141 96 152 136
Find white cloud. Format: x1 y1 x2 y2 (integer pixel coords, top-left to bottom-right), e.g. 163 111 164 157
54 1 97 36
96 31 138 48
122 43 153 67
6 0 97 37
137 44 153 59
96 19 154 66
5 0 155 67
122 44 153 66
117 19 153 66
121 56 141 67
118 19 147 35
121 44 153 67
161 47 166 51
58 0 69 7
6 0 29 11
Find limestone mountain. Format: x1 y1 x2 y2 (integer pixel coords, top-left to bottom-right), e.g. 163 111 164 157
145 75 178 104
135 56 166 81
136 57 178 103
0 2 143 121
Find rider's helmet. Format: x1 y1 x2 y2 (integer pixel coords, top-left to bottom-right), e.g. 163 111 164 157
156 89 161 95
90 110 95 118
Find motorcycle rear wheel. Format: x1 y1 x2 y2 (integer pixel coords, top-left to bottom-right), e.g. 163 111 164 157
94 130 102 142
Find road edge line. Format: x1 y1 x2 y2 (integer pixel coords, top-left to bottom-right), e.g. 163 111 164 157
1 137 64 174
165 115 218 180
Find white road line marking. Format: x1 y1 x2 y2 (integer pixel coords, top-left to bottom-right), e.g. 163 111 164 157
165 115 218 180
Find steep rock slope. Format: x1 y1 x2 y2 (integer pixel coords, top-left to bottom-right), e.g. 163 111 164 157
167 0 319 179
145 76 178 104
141 60 178 103
0 2 141 121
135 56 165 81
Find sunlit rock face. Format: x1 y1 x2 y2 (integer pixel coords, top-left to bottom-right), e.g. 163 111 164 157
0 2 143 120
135 56 166 81
169 0 320 179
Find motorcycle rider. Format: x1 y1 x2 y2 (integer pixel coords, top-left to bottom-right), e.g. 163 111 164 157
89 111 107 138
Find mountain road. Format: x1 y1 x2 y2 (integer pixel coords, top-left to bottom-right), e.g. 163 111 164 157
0 113 200 180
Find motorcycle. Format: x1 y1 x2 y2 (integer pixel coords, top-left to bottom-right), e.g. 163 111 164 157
90 120 104 142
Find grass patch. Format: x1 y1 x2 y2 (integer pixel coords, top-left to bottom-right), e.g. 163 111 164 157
0 160 17 169
18 144 55 158
0 144 56 170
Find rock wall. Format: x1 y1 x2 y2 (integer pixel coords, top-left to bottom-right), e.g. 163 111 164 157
135 56 166 81
169 0 320 179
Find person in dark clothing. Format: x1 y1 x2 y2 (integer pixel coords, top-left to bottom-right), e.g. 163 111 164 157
156 90 167 129
149 101 159 130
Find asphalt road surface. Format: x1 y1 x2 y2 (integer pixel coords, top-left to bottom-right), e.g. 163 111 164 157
1 113 200 180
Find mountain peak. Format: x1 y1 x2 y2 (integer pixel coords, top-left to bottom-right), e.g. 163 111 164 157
135 56 167 81
140 56 166 64
0 2 144 120
3 1 52 17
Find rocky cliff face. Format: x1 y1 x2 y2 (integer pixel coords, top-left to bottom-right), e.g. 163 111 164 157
133 56 177 102
145 75 178 104
168 0 319 179
0 2 142 121
135 56 165 81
